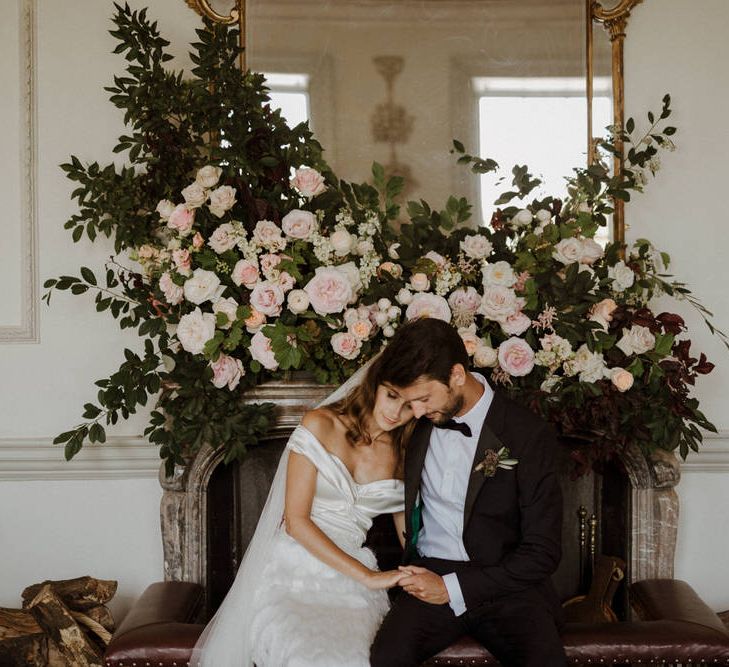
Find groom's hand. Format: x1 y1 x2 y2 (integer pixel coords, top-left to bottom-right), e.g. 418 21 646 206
398 566 449 605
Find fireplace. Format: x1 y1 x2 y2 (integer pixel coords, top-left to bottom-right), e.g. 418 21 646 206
159 376 681 620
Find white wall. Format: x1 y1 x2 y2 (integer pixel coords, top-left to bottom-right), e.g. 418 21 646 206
625 0 729 612
0 0 727 626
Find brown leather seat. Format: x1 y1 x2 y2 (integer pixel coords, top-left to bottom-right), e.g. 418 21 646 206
104 579 729 667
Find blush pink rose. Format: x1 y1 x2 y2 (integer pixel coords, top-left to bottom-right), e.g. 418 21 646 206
281 209 316 239
249 330 278 370
501 311 532 336
610 367 634 392
244 307 266 333
159 272 183 305
167 205 195 237
448 287 481 316
410 273 430 292
497 337 536 377
405 293 452 323
250 281 285 317
330 332 362 360
277 271 295 293
303 267 353 315
210 353 245 390
231 259 260 288
290 167 326 198
192 232 205 250
259 253 283 278
172 248 192 276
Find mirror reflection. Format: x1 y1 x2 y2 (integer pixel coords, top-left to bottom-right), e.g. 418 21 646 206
246 0 612 226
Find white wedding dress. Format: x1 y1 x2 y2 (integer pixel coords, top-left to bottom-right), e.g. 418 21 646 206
192 424 405 667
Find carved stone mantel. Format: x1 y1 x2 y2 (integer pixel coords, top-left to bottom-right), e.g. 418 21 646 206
159 378 682 595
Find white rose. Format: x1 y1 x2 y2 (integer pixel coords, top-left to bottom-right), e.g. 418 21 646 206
396 288 413 305
250 281 285 317
574 344 607 383
460 234 492 260
410 273 430 292
195 165 222 189
609 260 635 292
377 298 392 311
208 185 237 218
405 293 452 323
374 311 389 327
330 229 354 256
183 268 224 305
482 261 516 288
156 199 176 220
617 325 656 356
448 287 482 316
497 337 535 377
553 238 584 265
249 330 278 370
333 261 363 300
535 209 552 223
287 289 310 314
479 285 521 322
512 209 533 227
177 307 216 355
208 223 238 254
330 331 362 360
181 182 207 208
212 296 238 330
473 344 498 368
580 238 604 265
281 209 316 239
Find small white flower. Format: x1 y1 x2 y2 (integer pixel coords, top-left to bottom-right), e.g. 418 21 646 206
512 209 533 227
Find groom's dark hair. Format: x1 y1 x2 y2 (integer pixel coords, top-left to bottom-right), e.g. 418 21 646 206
377 317 469 387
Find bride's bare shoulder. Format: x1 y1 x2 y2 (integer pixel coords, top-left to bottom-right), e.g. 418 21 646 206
301 408 342 443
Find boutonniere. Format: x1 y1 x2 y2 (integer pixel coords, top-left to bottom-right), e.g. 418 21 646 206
474 447 518 477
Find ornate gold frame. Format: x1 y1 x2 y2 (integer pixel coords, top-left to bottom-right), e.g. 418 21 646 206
587 0 644 246
185 0 246 70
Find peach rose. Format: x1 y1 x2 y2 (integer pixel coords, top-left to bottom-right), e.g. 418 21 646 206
331 332 362 360
210 353 244 390
497 337 535 377
349 319 373 340
192 232 205 250
610 367 634 392
244 307 266 333
458 326 480 356
410 273 430 292
249 330 278 370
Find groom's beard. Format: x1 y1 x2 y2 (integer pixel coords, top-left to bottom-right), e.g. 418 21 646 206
427 391 464 426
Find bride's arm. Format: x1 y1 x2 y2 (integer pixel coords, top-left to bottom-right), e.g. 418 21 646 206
284 451 402 590
392 512 406 549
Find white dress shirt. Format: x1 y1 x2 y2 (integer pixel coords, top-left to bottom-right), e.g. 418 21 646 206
417 372 494 616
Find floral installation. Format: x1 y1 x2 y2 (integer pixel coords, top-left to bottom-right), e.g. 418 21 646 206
474 447 519 478
44 6 725 474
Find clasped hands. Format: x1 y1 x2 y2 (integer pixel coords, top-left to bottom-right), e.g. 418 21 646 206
365 566 449 605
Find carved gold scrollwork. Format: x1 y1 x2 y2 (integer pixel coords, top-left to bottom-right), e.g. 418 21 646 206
185 0 246 70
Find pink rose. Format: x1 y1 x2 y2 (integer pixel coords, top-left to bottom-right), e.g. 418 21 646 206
172 248 192 276
330 332 362 360
159 272 183 305
498 337 536 377
303 267 353 315
281 209 316 239
208 223 238 254
290 167 326 198
448 287 481 316
501 311 531 336
167 205 195 237
405 293 452 323
424 251 447 270
277 271 295 292
250 281 285 317
253 220 286 251
259 253 283 279
231 259 260 289
210 353 245 390
249 330 278 370
479 286 522 322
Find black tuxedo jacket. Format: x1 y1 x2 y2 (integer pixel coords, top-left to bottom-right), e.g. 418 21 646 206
403 388 563 613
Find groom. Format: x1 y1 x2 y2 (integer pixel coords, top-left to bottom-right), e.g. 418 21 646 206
370 318 566 667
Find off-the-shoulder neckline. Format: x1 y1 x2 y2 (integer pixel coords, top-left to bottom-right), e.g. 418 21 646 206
295 424 404 489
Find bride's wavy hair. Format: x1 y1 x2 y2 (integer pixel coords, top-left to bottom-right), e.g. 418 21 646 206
328 354 415 473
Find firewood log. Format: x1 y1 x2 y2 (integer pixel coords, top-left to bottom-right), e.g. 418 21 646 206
27 584 103 667
0 607 48 666
22 576 117 611
82 604 115 633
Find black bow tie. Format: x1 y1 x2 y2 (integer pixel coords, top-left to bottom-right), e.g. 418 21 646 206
435 419 472 438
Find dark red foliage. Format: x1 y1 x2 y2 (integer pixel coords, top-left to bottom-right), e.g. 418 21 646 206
656 312 686 335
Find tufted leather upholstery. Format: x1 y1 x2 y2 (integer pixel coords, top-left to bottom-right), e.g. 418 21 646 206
104 579 729 666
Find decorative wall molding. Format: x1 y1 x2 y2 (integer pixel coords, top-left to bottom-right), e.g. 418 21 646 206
0 0 39 343
0 436 161 481
680 430 729 473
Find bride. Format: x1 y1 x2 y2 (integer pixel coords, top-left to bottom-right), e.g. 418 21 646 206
191 355 415 666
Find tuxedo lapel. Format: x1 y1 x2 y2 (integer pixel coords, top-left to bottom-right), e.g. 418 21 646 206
463 390 507 533
404 419 433 526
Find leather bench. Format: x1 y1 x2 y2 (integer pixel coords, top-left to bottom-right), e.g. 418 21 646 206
105 579 729 666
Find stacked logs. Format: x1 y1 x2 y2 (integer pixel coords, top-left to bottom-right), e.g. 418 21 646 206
0 576 117 667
